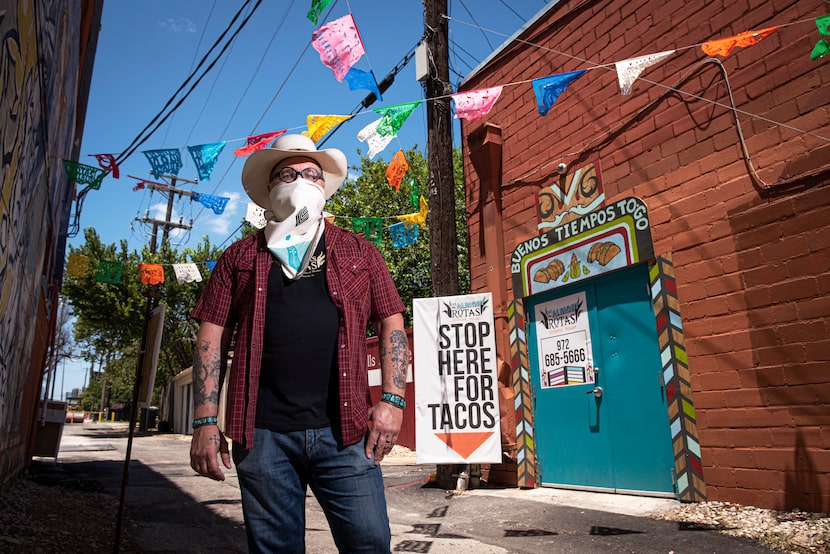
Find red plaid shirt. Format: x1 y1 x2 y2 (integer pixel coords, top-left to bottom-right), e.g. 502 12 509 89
192 222 405 449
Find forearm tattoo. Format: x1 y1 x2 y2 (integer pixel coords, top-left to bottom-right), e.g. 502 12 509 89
381 329 409 389
193 339 222 407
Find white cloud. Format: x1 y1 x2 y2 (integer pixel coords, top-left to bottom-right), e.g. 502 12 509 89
158 17 197 34
346 169 360 183
197 191 243 243
149 200 190 242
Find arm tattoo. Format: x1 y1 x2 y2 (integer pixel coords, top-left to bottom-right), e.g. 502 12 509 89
193 339 222 407
381 329 409 389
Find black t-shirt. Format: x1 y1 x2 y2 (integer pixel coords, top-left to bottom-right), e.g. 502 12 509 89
255 238 339 431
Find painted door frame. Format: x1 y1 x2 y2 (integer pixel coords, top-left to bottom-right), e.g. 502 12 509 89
509 255 705 500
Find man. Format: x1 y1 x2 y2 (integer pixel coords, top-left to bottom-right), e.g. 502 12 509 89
189 134 408 553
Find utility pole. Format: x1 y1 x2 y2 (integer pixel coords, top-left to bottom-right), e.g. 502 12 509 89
424 0 459 297
132 173 196 431
136 174 197 253
424 0 471 491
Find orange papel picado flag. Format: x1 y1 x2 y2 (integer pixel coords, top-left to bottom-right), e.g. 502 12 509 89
701 27 778 57
138 263 165 285
386 149 409 191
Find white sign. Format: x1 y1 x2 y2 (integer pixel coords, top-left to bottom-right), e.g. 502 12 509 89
534 291 595 389
413 293 502 464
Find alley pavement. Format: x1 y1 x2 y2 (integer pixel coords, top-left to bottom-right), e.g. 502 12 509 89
30 421 774 553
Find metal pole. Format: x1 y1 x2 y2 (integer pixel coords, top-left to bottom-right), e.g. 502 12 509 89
114 172 190 551
114 285 157 552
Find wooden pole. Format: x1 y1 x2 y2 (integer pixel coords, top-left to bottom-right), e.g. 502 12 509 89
424 0 459 297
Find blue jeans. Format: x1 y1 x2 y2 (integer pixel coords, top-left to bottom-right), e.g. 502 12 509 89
232 427 391 553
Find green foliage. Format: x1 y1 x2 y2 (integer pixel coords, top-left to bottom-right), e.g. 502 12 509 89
62 147 470 404
62 229 223 405
326 147 469 328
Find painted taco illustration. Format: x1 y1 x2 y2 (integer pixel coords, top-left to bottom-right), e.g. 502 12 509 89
587 241 621 266
533 258 566 283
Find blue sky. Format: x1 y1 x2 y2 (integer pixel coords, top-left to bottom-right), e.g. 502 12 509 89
60 0 549 398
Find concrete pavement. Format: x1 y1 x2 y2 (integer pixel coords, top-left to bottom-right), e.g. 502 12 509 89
31 421 773 553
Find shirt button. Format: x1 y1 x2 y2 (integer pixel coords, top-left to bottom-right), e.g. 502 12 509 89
332 291 337 296
341 344 346 349
342 372 347 377
343 401 348 407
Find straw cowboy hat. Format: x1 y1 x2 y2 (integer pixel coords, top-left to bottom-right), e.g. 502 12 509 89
242 134 348 208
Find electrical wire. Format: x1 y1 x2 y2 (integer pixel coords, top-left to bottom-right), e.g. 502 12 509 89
456 0 494 51
495 0 528 22
506 57 824 191
161 0 218 146
317 43 423 150
187 0 321 248
184 1 310 244
114 0 263 166
218 0 296 139
118 0 254 161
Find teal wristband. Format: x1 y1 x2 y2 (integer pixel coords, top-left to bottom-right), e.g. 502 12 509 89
192 416 218 428
380 392 406 409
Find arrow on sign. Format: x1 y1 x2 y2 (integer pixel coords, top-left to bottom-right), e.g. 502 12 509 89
434 431 494 459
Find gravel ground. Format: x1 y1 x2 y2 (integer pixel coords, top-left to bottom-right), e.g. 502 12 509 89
0 475 139 553
1 468 828 553
655 501 830 553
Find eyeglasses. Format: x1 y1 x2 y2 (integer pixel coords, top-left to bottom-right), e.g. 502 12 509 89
272 166 323 183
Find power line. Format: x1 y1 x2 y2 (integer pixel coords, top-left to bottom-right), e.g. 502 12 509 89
317 40 423 148
161 0 219 146
114 0 263 166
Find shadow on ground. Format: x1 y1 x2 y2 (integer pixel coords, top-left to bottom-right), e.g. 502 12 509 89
29 458 247 553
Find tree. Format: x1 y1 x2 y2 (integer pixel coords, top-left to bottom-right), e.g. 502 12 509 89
43 300 75 400
62 229 223 405
63 146 470 406
326 146 469 329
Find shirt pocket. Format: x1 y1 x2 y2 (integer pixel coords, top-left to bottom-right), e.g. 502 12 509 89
231 266 256 311
338 256 370 300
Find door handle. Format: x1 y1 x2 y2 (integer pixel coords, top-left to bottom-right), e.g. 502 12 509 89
586 386 603 398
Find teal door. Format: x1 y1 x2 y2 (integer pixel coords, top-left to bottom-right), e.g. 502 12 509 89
527 263 675 495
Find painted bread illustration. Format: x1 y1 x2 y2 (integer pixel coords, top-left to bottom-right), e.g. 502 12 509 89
533 258 566 282
587 241 621 266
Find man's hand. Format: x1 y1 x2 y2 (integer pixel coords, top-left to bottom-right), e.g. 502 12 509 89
190 425 231 481
366 401 404 464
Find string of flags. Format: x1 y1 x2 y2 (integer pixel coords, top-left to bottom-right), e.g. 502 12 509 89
65 253 212 285
62 6 829 240
66 189 429 285
242 188 429 248
812 14 830 60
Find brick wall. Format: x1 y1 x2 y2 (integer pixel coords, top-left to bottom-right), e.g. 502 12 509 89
461 0 830 511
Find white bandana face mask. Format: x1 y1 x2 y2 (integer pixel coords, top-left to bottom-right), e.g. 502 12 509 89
263 178 326 279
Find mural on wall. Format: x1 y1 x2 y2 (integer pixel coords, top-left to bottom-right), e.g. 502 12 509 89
0 1 73 471
1 1 43 436
512 197 655 297
536 163 605 231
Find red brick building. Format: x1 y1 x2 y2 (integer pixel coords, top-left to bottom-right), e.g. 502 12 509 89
458 0 829 511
